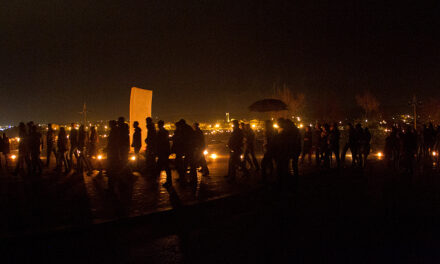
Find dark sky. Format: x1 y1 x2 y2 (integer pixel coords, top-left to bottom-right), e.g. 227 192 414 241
1 1 439 124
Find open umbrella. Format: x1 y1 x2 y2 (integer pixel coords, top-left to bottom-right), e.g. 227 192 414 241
248 99 288 112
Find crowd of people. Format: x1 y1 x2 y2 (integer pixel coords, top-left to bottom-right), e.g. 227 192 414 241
106 117 209 188
384 123 440 174
2 117 440 188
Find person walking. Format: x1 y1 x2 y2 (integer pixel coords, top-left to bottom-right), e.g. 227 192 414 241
243 124 260 171
131 121 142 169
29 125 43 176
157 120 172 187
226 120 247 179
68 123 79 170
261 120 277 182
1 133 10 170
46 123 57 167
301 126 313 165
145 117 157 173
193 122 209 176
57 127 69 173
341 123 357 167
328 122 341 168
14 123 28 176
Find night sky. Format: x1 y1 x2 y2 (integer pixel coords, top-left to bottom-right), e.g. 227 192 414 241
1 1 439 124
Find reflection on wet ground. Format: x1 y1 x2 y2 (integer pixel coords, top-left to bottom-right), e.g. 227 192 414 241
0 156 262 236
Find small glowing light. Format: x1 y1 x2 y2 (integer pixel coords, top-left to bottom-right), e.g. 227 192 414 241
377 152 383 158
104 126 108 130
215 123 220 128
299 123 304 128
203 150 208 155
273 124 279 129
240 155 244 159
97 155 103 160
296 117 301 121
11 155 17 160
432 151 438 157
365 119 368 123
210 153 217 159
251 124 256 128
16 137 20 142
130 156 136 161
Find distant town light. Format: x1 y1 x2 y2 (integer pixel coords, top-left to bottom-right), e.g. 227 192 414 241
433 151 438 157
215 123 220 128
273 124 279 129
130 155 136 161
210 153 217 159
203 150 209 155
97 155 103 160
11 155 17 160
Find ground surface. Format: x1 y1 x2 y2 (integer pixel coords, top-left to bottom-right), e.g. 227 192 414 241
1 152 440 263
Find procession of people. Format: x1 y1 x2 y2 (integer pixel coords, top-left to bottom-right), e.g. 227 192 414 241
1 117 440 192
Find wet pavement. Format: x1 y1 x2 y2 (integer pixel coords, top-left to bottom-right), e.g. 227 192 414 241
0 154 264 237
3 153 440 263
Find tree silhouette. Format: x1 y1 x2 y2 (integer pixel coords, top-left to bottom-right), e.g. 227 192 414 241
355 91 380 119
273 83 305 118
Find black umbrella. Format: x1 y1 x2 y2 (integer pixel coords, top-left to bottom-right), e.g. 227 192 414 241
248 99 288 112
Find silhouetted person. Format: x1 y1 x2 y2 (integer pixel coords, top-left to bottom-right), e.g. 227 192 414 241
1 133 10 170
193 122 209 176
313 123 322 166
361 127 371 167
328 122 340 168
401 125 417 175
181 119 197 180
261 120 276 182
286 120 301 183
14 123 28 176
88 126 98 157
132 121 142 155
354 123 364 168
320 124 330 168
0 134 3 170
78 125 93 173
24 122 33 171
107 120 119 191
29 125 43 176
226 120 247 179
243 124 260 170
117 117 130 169
274 119 291 189
341 123 357 167
157 120 172 187
145 117 157 172
107 120 118 167
301 126 313 164
69 123 79 170
172 120 186 180
57 127 69 173
132 121 142 169
46 123 56 167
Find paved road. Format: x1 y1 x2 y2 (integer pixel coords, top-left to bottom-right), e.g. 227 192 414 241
2 154 440 263
0 153 265 237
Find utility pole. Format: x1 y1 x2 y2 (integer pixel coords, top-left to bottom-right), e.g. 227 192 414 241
408 95 422 129
79 102 88 125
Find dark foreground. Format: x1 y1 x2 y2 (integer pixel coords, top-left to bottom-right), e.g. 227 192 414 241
2 158 440 263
